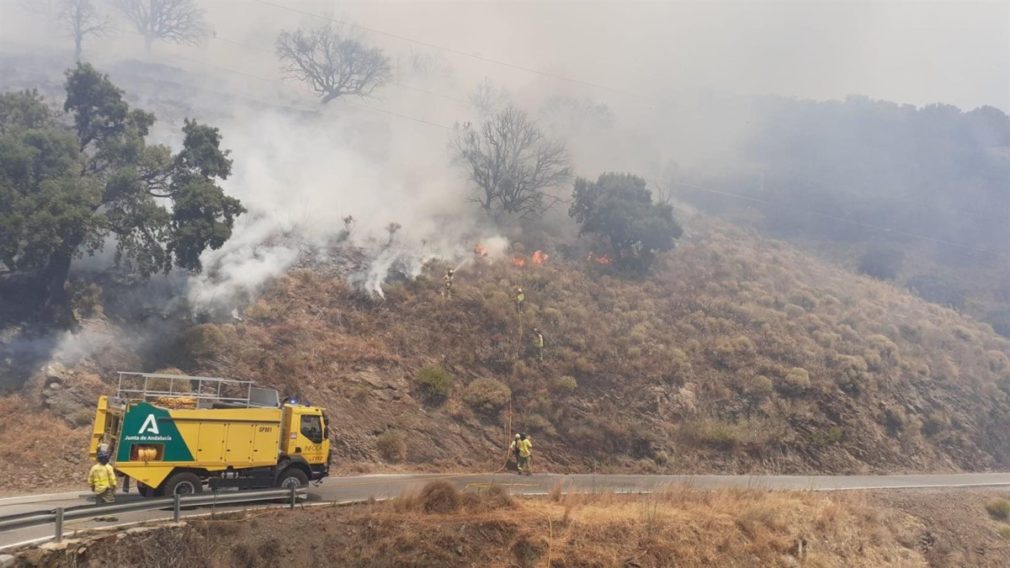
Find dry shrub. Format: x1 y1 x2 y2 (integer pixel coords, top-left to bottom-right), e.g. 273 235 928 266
463 378 511 413
477 484 515 510
680 418 783 450
376 430 408 463
511 534 547 568
418 480 462 513
778 367 811 395
178 323 226 367
416 364 454 403
710 336 757 369
553 375 578 393
987 499 1010 520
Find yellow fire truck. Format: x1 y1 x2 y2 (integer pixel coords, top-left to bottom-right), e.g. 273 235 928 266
89 372 330 497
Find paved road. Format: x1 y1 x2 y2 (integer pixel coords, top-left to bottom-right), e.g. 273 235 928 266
5 471 1010 551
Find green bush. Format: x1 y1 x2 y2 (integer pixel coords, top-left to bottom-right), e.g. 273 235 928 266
987 499 1010 521
417 365 454 403
463 378 512 413
376 430 408 463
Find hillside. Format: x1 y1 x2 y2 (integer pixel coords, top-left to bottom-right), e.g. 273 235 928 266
3 213 1010 488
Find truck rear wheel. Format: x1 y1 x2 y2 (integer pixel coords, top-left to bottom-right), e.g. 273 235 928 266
163 472 203 496
277 467 308 489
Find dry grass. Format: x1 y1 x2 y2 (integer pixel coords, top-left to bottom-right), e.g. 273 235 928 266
179 216 1010 475
22 484 928 568
0 396 88 493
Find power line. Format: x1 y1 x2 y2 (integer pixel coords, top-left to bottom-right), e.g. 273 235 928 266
252 0 624 95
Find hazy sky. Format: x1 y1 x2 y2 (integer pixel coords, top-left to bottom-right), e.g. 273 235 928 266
2 1 1007 111
202 0 1008 111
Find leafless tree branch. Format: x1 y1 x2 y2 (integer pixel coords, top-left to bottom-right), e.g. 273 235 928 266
276 23 392 105
113 0 210 55
20 0 111 61
452 106 570 219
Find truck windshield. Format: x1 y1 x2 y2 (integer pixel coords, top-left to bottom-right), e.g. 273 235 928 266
300 415 324 444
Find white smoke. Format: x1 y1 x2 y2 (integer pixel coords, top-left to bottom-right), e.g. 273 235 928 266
185 103 499 306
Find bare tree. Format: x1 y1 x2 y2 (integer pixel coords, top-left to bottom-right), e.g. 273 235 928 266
452 106 570 218
113 0 210 55
276 23 391 104
468 78 510 117
651 158 680 206
20 0 110 61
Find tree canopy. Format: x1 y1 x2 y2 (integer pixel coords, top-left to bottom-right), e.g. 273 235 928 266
570 173 682 274
0 64 244 323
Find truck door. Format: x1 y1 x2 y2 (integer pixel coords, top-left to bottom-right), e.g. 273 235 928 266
292 410 327 465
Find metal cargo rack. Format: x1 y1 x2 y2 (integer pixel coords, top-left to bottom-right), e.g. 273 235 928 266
115 372 280 408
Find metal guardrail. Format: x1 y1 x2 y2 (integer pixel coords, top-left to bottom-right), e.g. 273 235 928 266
0 487 307 543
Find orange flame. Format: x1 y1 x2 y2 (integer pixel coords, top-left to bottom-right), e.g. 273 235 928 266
511 256 527 268
474 243 488 257
531 250 549 266
587 252 612 265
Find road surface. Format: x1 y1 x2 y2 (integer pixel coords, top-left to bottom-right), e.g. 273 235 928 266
4 471 1010 550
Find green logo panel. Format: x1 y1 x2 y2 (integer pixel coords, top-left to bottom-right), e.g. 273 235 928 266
116 402 194 462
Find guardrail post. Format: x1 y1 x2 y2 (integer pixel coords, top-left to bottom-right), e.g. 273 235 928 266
173 494 181 522
54 508 64 543
289 486 296 510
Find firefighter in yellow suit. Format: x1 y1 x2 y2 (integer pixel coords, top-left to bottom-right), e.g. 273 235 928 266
88 452 117 504
509 433 533 475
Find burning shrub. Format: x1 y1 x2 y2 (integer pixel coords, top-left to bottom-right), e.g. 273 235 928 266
417 364 454 403
376 430 408 463
463 378 511 413
569 173 682 275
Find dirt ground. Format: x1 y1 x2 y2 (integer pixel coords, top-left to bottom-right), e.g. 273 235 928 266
17 484 1010 568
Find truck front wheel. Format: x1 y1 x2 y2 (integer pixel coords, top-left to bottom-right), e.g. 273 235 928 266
163 472 204 496
277 467 308 489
